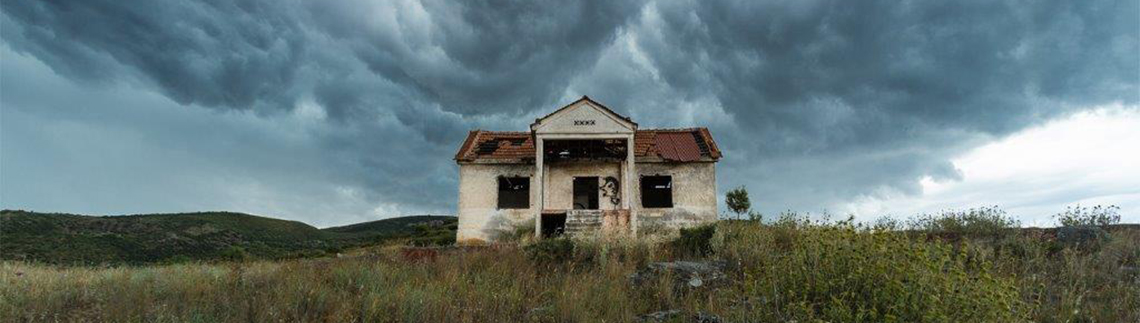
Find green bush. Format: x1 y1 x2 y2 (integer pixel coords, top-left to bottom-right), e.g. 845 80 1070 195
1055 205 1121 227
720 221 1025 322
407 233 456 247
219 246 250 262
524 238 589 266
670 224 715 258
908 206 1019 237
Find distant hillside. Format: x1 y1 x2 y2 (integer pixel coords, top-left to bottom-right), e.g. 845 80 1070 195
324 215 454 235
0 210 456 264
324 215 457 247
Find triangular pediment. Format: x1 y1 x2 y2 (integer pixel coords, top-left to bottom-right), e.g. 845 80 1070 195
531 97 637 134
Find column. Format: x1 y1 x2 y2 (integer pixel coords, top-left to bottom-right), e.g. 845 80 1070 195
534 137 544 239
625 135 636 235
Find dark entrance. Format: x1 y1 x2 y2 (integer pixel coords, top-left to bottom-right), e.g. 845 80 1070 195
541 213 567 238
573 177 599 210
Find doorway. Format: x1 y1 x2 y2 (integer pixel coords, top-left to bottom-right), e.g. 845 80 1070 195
573 177 599 210
541 213 567 238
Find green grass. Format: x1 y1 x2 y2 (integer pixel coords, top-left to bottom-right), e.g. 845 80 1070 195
0 210 456 265
3 215 1136 322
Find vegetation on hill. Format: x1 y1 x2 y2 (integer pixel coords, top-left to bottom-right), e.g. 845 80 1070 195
323 215 457 247
0 210 456 264
2 207 1136 322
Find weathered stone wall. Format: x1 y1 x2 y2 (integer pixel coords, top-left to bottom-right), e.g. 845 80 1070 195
456 164 536 244
543 162 624 211
457 161 717 243
634 162 718 231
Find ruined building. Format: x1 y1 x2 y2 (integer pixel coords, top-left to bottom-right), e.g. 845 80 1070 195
453 97 722 243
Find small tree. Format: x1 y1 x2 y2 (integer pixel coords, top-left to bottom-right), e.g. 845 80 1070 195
726 186 752 220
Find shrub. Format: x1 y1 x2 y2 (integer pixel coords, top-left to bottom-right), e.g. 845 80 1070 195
524 238 587 266
406 234 456 247
220 246 250 262
721 222 1026 322
1055 205 1121 227
637 220 671 237
670 224 715 258
871 216 902 231
908 206 1019 236
494 221 536 243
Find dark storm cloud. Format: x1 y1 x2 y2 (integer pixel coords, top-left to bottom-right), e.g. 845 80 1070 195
571 0 1138 212
308 0 645 115
1 0 308 110
1 0 642 117
1 0 1136 221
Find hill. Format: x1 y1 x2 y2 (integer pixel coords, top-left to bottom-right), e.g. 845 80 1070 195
0 210 456 264
324 215 454 236
324 215 458 247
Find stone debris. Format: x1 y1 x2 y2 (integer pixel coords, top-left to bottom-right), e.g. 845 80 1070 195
629 260 728 291
693 311 722 323
637 310 681 322
637 310 723 323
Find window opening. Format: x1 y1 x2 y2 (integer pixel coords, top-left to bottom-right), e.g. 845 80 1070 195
641 176 673 208
497 176 530 209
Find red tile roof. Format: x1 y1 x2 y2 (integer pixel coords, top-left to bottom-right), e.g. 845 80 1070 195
654 132 702 162
455 128 721 162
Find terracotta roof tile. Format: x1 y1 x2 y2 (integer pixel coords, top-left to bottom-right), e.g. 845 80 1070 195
654 132 702 162
455 128 720 163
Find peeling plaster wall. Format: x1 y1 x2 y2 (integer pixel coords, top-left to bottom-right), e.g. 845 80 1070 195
457 161 717 243
456 164 536 244
635 162 718 230
543 162 624 211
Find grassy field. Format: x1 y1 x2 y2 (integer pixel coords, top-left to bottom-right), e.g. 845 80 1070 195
2 210 1137 322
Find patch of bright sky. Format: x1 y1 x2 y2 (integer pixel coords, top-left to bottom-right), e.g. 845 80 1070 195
842 104 1140 226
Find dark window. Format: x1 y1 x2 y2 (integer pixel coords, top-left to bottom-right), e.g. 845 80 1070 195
543 139 627 161
541 213 566 238
641 176 673 208
498 177 530 209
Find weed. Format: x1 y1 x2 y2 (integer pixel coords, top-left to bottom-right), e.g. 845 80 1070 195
669 224 715 258
1055 205 1122 227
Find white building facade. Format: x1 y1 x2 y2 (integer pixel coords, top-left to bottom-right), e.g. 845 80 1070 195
453 97 721 244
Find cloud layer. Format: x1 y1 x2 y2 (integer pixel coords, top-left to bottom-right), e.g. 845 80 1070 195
2 0 1137 225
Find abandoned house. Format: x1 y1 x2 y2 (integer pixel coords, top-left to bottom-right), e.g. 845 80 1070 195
453 96 722 243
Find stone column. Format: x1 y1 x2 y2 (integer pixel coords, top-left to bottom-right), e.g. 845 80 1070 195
625 135 636 235
534 137 544 239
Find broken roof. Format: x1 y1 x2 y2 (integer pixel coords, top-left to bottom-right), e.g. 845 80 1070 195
454 128 721 163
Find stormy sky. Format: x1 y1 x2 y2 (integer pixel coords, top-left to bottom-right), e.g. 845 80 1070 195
1 0 1137 227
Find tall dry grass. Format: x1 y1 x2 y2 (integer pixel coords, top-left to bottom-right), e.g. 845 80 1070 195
2 217 1137 322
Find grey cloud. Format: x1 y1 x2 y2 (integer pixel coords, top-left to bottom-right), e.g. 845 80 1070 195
1 0 645 221
1 0 308 111
569 0 1137 213
306 0 645 116
1 0 1136 221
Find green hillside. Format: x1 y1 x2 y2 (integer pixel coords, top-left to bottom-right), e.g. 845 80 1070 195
0 210 456 264
323 215 457 246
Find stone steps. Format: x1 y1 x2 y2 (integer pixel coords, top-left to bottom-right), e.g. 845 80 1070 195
565 210 603 236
